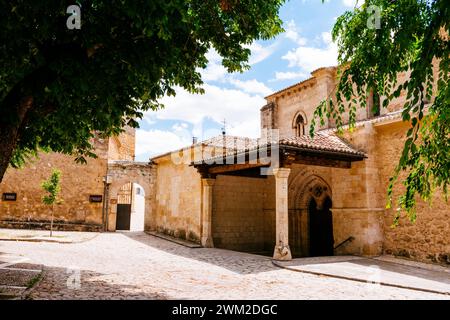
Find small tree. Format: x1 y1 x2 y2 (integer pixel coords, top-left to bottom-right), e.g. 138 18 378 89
41 169 63 237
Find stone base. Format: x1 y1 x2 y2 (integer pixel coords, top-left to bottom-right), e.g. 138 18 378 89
273 244 292 261
0 220 103 232
201 236 214 248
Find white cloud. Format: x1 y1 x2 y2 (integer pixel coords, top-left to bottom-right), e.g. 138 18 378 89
321 32 333 46
137 77 269 159
135 129 191 158
283 20 307 46
200 42 276 82
245 42 277 65
153 84 263 127
281 33 338 72
228 78 272 96
172 122 189 132
200 49 228 82
270 71 308 82
342 0 364 7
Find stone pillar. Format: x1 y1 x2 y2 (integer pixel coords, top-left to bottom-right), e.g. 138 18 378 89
201 178 215 247
273 168 292 260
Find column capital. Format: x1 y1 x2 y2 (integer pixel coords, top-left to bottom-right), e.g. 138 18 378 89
272 167 291 179
202 178 216 186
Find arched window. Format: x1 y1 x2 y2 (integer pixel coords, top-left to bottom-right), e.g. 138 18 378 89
368 90 381 118
295 115 306 137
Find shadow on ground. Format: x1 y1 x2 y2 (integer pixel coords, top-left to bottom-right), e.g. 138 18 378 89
122 232 278 275
0 251 168 300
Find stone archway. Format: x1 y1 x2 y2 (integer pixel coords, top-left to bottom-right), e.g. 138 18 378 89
288 168 332 257
106 161 155 232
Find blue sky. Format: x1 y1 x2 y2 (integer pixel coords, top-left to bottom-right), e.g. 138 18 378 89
135 0 361 161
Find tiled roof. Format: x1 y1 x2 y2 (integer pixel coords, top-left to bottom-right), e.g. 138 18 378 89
279 132 365 157
151 135 258 161
319 109 404 134
200 135 258 149
192 131 365 164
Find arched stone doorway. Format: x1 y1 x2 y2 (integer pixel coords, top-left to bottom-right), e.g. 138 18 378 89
308 196 333 256
106 161 155 232
288 169 333 257
115 182 146 231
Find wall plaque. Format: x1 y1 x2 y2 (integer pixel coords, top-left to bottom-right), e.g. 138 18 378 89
2 193 17 201
89 195 103 203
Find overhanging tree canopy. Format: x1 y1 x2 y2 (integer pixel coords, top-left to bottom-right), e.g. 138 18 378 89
0 0 285 181
313 0 449 222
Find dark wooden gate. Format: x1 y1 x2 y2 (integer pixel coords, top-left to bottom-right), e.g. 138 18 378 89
116 204 131 230
308 197 334 256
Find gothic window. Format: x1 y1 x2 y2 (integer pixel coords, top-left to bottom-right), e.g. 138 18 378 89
295 115 306 137
368 90 381 118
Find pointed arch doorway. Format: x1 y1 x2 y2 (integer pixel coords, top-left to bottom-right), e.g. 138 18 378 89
308 196 334 256
289 173 335 257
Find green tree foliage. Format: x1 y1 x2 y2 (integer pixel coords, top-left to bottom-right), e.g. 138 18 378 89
0 0 285 181
41 169 62 236
312 0 449 223
41 169 62 206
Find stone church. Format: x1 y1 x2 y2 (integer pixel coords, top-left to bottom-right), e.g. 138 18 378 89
0 66 448 265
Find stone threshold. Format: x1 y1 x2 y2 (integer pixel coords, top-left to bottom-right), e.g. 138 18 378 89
145 231 202 248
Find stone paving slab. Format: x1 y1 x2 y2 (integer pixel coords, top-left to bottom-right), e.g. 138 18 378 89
273 256 450 295
0 253 44 299
1 232 449 300
0 269 38 287
0 228 99 243
373 255 450 274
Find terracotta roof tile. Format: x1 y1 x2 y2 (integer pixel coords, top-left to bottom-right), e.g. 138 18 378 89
192 132 365 164
279 132 365 156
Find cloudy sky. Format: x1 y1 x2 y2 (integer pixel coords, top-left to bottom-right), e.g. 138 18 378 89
135 0 361 161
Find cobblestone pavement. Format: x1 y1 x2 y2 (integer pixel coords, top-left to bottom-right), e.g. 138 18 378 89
0 232 448 300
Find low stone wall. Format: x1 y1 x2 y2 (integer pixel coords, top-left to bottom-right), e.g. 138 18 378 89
0 219 103 232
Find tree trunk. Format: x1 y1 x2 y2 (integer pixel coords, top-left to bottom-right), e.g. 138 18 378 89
0 97 33 183
50 204 54 237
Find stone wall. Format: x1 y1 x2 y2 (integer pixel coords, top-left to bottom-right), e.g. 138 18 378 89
153 156 202 243
108 126 136 161
0 129 139 232
330 124 385 256
264 68 336 139
375 121 450 265
0 136 109 231
212 175 267 253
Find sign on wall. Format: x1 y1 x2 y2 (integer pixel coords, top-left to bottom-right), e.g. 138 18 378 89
89 195 103 203
2 193 17 201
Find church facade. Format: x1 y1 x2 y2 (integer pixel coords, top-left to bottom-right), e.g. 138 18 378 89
0 66 448 265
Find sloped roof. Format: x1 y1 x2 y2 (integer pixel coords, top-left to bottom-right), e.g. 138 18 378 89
279 131 365 157
151 135 258 161
200 135 258 149
192 131 365 165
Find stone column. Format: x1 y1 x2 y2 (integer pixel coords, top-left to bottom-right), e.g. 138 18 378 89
273 168 292 260
201 178 215 247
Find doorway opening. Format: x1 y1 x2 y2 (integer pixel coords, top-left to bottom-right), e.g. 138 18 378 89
308 196 333 256
115 182 145 231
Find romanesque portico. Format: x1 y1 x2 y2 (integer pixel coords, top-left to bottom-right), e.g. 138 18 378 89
193 132 366 260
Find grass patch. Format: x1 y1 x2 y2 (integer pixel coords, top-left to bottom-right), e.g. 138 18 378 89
26 273 43 289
